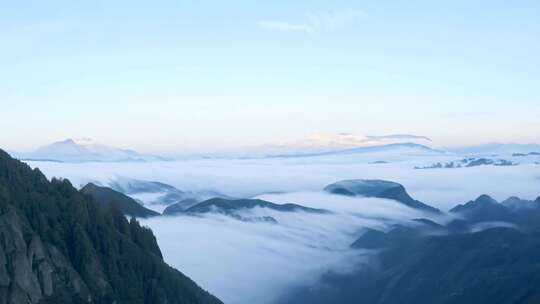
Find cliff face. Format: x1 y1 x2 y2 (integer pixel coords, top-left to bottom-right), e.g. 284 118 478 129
0 149 222 304
0 206 92 303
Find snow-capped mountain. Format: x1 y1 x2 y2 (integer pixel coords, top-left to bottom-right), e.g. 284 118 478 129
203 133 442 159
18 138 168 163
301 133 432 148
269 133 434 153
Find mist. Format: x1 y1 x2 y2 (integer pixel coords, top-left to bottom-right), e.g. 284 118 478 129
140 193 435 303
23 153 540 303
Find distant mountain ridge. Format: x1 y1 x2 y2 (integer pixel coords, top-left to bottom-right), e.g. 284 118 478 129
193 132 441 159
449 194 540 229
81 183 160 218
18 138 168 163
164 197 329 216
107 178 229 212
266 143 444 159
281 193 540 304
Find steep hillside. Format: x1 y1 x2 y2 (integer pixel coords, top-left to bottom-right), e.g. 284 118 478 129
280 194 540 304
0 149 222 304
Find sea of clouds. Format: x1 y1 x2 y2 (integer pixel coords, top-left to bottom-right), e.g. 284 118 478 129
25 152 540 303
28 153 540 210
139 193 436 303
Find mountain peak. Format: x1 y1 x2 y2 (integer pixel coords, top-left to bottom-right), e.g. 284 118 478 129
81 183 159 218
475 194 498 204
17 139 167 163
71 137 95 145
450 194 498 213
294 132 434 149
53 138 95 146
324 179 440 213
59 138 76 144
502 196 522 203
449 194 513 222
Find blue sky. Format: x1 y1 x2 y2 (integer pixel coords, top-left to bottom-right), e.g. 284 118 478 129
1 0 539 152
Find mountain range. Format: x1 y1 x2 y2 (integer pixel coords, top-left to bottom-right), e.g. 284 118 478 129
199 133 442 159
17 138 167 163
4 142 540 303
106 177 229 212
265 142 444 159
81 183 160 218
12 136 540 162
164 197 328 216
280 194 540 304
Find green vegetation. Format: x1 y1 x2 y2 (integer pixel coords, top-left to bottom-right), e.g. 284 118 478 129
0 149 222 304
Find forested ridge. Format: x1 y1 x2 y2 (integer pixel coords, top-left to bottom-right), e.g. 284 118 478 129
0 149 222 304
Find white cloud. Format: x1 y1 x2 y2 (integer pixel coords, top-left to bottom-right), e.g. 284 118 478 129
258 21 315 33
140 193 428 303
259 8 368 34
24 153 540 303
26 154 540 212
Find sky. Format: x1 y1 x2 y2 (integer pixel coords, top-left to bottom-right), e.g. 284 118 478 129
1 0 539 153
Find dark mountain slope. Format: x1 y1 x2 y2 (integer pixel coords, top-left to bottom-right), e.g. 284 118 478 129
450 194 513 223
281 193 540 304
81 183 159 218
281 227 540 304
0 149 222 304
450 195 540 232
350 228 388 249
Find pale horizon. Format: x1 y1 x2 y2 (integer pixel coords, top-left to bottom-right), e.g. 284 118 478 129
5 132 540 155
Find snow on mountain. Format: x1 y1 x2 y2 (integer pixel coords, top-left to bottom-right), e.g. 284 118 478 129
258 143 446 162
275 133 434 152
366 134 432 142
201 133 442 159
17 138 168 163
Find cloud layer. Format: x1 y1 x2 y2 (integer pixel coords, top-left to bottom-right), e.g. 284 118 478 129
140 193 431 303
27 154 540 211
259 9 367 34
25 152 540 303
